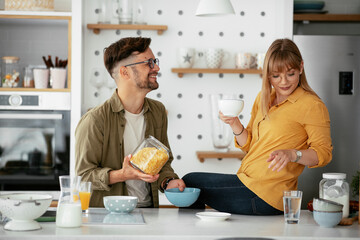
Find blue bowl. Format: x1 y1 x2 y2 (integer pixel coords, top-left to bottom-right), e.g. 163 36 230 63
103 196 138 214
165 188 200 207
313 210 342 228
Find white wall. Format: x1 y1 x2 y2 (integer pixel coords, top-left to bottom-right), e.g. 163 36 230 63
78 0 292 204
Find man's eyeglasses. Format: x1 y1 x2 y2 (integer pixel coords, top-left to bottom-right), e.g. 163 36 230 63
124 58 159 69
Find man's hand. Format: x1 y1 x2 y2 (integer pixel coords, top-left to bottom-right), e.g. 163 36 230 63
109 154 159 184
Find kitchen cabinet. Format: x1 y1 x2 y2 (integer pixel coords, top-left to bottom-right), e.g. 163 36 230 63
171 68 262 78
0 11 72 92
87 23 167 35
196 151 245 163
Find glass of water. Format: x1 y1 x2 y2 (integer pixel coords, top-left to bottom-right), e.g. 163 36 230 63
283 190 303 224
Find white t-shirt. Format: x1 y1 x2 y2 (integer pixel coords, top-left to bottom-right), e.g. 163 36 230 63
123 109 152 207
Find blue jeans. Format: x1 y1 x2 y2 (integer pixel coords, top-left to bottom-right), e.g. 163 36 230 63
182 172 283 215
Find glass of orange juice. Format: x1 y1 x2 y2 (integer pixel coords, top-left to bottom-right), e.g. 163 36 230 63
79 181 92 214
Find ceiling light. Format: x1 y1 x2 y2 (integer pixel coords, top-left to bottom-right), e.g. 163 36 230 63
195 0 235 17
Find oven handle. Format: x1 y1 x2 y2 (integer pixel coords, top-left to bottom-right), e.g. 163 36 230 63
0 113 63 120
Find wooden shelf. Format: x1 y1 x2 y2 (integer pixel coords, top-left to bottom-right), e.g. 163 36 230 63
171 68 262 78
196 151 246 163
294 14 360 22
0 88 70 92
87 24 168 35
0 12 72 90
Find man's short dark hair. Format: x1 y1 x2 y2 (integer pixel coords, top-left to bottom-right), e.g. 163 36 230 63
104 37 151 76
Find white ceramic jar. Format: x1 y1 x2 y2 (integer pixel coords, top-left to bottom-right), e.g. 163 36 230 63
319 173 349 218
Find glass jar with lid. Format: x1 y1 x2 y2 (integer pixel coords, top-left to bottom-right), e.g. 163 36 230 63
319 173 349 218
1 56 21 88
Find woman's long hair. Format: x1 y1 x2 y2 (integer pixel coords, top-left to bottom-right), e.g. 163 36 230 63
260 38 318 117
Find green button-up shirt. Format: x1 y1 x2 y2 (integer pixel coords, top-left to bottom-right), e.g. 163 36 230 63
75 90 178 207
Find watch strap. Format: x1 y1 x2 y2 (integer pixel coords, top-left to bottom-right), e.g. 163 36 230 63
162 178 175 191
294 150 302 163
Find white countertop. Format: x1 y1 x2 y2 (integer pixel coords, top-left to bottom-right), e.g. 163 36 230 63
0 209 359 240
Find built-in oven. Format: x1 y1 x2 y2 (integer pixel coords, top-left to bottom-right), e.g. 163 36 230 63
0 92 70 190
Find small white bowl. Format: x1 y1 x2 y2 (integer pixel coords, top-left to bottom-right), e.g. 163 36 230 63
103 196 138 214
313 210 342 228
219 99 244 117
313 198 343 212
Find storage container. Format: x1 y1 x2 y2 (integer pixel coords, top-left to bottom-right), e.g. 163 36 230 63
319 173 349 218
1 56 21 88
130 135 170 176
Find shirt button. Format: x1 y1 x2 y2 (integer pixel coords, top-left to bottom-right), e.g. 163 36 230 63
121 124 124 127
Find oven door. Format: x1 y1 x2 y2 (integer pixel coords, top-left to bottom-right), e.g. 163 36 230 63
0 110 70 190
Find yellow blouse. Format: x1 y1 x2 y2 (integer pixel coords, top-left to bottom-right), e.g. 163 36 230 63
236 87 333 210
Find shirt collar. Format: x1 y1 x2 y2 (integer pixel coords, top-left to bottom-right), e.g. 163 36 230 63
110 89 151 113
271 87 305 104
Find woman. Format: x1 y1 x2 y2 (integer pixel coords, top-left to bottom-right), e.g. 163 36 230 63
182 39 333 215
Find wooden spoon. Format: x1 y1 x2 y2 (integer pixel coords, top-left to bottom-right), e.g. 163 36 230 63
338 215 358 226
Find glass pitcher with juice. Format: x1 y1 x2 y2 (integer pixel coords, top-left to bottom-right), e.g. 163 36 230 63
56 175 82 227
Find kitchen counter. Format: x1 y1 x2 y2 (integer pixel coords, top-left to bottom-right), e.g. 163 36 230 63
0 209 359 240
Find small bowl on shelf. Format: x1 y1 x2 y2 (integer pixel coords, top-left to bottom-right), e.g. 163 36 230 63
165 187 200 207
103 196 138 214
313 210 342 228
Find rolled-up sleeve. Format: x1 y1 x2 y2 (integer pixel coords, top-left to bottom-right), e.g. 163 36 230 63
75 113 112 191
303 101 333 168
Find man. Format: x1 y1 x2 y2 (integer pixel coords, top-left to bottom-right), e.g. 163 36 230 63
75 37 185 207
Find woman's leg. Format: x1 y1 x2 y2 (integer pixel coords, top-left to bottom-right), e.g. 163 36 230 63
182 172 282 215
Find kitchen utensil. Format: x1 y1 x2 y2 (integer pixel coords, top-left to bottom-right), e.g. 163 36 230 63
235 53 257 69
313 210 342 228
338 215 358 226
218 99 244 117
210 94 233 152
205 48 228 69
0 193 52 231
177 48 196 68
56 175 82 228
50 68 67 89
130 135 170 176
195 211 231 221
312 198 343 212
33 68 49 89
165 187 200 207
103 196 138 214
79 181 92 214
283 190 302 224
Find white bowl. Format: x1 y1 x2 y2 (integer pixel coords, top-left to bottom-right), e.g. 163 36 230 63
0 193 52 231
313 198 343 212
219 99 244 117
103 196 138 214
313 210 342 228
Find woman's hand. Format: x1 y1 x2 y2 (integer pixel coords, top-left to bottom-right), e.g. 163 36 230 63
219 111 238 125
166 179 186 191
266 149 295 172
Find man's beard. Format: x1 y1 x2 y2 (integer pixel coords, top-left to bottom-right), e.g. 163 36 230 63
133 68 159 90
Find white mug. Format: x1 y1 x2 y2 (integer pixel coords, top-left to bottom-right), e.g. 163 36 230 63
177 48 196 68
33 68 49 89
50 68 67 89
235 53 257 69
256 53 266 69
205 48 228 69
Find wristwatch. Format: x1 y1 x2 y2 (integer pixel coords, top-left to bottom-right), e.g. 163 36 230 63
294 150 302 163
162 178 174 191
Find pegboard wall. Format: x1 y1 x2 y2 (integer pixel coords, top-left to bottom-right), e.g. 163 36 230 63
82 0 292 203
